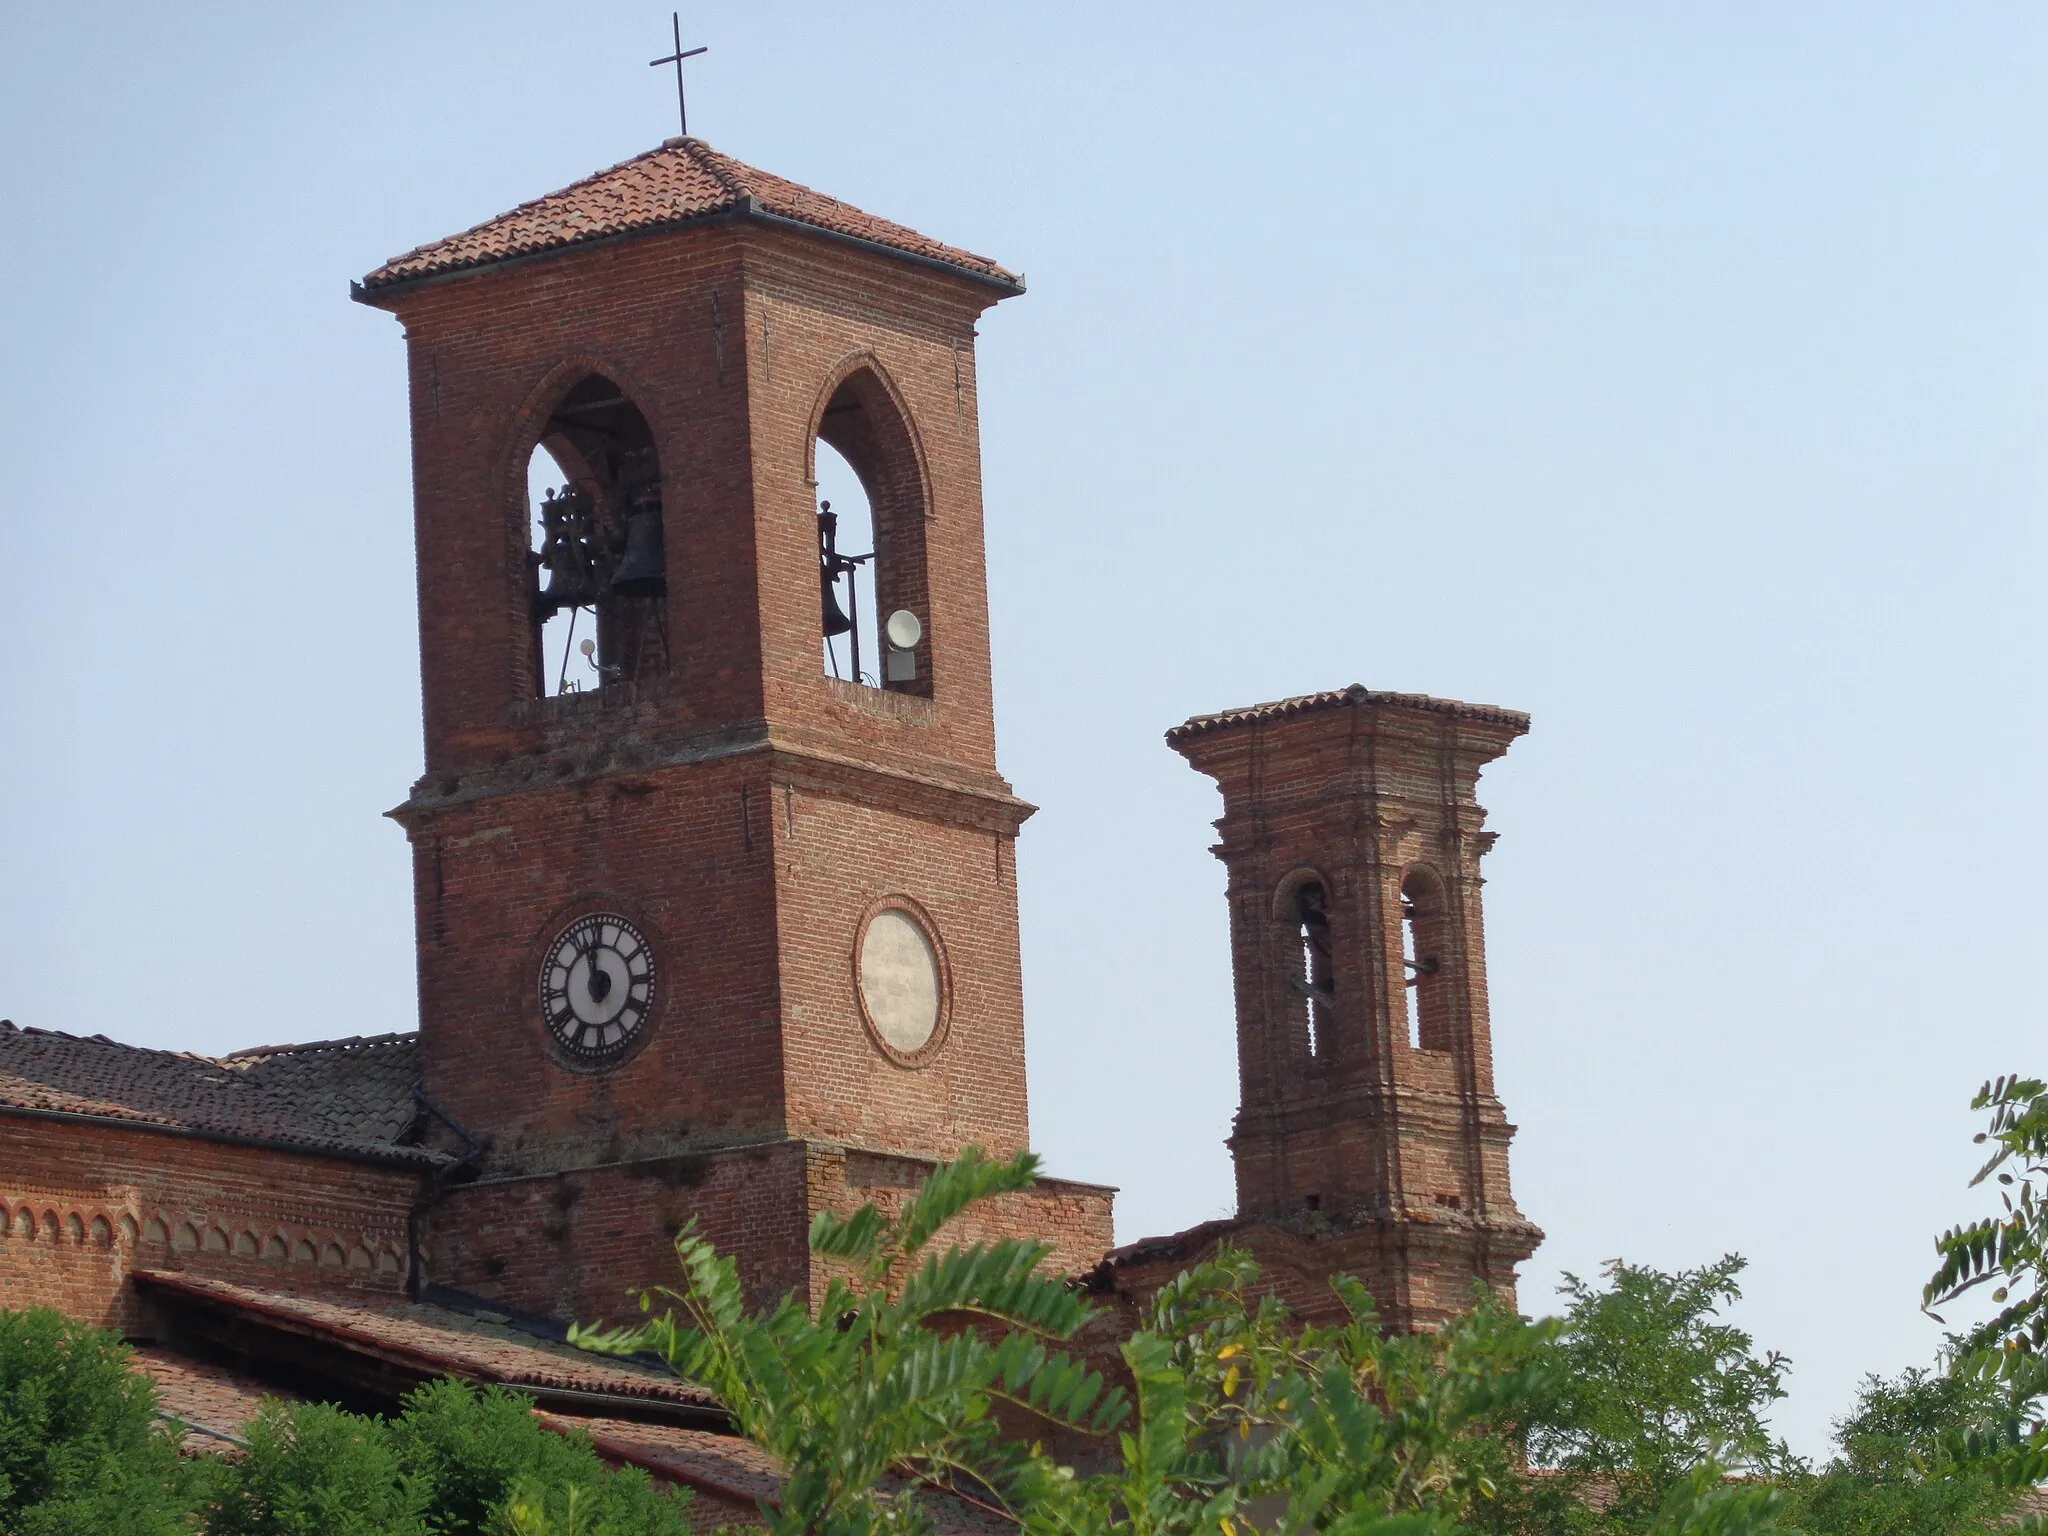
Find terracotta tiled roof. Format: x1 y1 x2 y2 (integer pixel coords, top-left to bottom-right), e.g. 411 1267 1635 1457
540 1415 782 1516
360 137 1019 294
136 1271 721 1416
133 1346 289 1450
1167 685 1530 747
556 1417 1019 1533
0 1021 435 1165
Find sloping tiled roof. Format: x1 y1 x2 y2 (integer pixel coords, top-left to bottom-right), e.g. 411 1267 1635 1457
360 137 1019 294
541 1415 783 1515
132 1283 1062 1531
0 1021 435 1165
133 1346 288 1450
1167 685 1530 747
136 1272 721 1416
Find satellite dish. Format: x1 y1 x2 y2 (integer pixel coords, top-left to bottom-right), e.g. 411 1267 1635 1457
884 610 922 651
579 638 597 657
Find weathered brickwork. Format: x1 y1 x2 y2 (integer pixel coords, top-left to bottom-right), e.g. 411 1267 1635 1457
1124 687 1543 1329
346 177 1103 1316
419 1137 1112 1326
0 1119 415 1331
1 146 1542 1503
361 201 1036 1205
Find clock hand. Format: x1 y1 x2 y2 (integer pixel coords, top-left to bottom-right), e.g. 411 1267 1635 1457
584 930 613 1004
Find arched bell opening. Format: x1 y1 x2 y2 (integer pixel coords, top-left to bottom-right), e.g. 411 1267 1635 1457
1272 867 1335 1065
811 366 931 697
815 439 876 685
1400 867 1454 1053
525 374 668 698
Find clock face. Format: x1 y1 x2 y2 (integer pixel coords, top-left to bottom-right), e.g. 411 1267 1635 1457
539 914 655 1065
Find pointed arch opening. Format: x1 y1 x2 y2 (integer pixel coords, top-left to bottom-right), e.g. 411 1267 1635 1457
812 365 931 697
525 373 668 698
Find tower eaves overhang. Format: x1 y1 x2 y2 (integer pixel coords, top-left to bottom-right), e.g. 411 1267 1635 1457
352 136 1024 304
1167 684 1530 750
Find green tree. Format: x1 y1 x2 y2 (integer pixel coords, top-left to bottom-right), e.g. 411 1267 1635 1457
1777 1367 2017 1536
205 1398 429 1536
574 1145 1126 1536
1488 1257 1792 1534
0 1306 199 1536
387 1379 690 1536
1924 1073 2048 1498
1025 1251 1555 1536
576 1146 1792 1536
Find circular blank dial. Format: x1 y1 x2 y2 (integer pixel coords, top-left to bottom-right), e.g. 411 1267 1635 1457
859 908 941 1055
541 914 654 1064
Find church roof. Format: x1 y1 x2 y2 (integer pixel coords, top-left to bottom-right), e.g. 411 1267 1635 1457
137 1271 722 1418
359 137 1020 295
0 1022 435 1166
1167 685 1531 746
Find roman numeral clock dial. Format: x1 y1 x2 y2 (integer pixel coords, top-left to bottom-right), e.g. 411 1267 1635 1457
538 914 654 1065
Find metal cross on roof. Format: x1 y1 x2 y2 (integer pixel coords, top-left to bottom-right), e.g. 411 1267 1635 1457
649 12 708 138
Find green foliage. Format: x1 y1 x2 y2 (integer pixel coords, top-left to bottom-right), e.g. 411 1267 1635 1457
30 1073 2048 1536
498 1478 615 1536
1493 1256 1792 1533
1024 1255 1555 1536
574 1143 1126 1536
580 1146 1801 1536
205 1398 429 1536
387 1379 691 1536
0 1306 199 1536
0 1317 692 1536
1537 1257 1791 1481
199 1381 694 1536
1923 1073 2048 1499
1776 1367 2018 1536
1926 1075 2048 1359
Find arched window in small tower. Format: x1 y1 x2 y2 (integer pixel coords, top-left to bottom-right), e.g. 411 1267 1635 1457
1289 880 1334 1060
1401 869 1451 1052
525 374 667 698
812 369 931 696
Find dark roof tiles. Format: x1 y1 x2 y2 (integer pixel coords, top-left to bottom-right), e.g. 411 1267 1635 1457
137 1272 718 1412
0 1022 433 1165
361 137 1017 293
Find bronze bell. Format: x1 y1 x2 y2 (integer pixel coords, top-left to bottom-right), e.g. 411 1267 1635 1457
610 491 667 598
821 570 854 637
818 504 854 637
536 487 603 616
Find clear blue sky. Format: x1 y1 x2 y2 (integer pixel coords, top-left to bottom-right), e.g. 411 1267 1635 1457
3 2 2041 1457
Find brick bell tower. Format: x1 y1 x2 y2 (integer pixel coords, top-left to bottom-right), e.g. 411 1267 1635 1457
353 139 1112 1319
1162 687 1541 1327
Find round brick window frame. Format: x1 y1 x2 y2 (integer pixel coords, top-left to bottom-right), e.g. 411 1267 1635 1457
851 896 953 1069
521 891 668 1075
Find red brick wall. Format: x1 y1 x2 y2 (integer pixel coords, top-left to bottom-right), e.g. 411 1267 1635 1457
424 1138 1114 1327
408 754 785 1169
426 1139 812 1323
0 1119 418 1334
1167 693 1542 1327
366 214 1039 1182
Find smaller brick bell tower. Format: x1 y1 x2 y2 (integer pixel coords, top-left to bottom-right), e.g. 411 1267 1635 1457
1164 686 1542 1327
